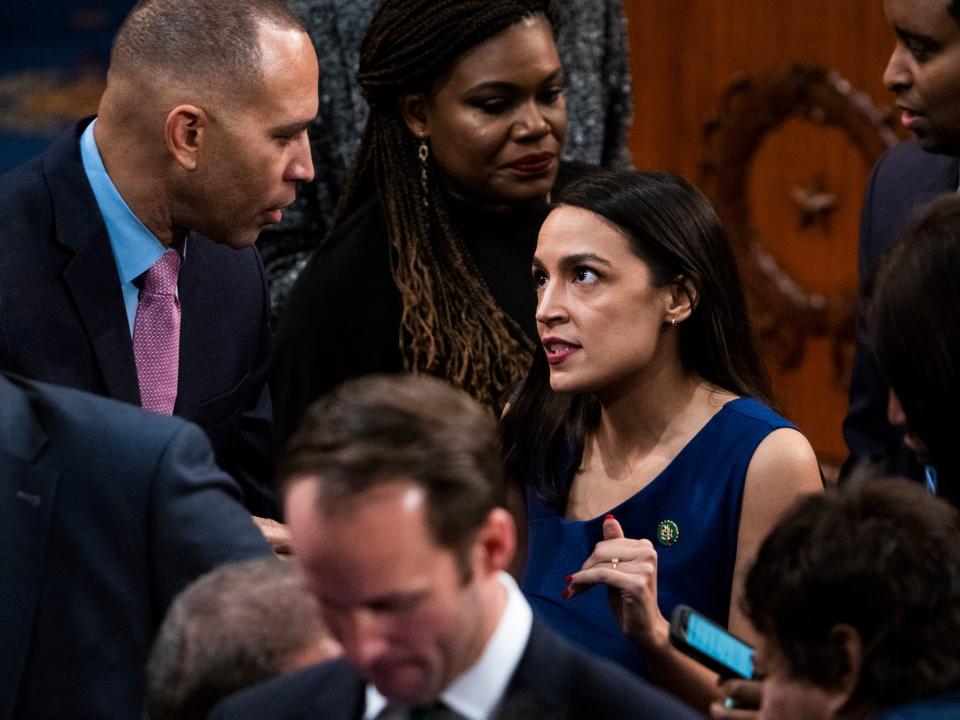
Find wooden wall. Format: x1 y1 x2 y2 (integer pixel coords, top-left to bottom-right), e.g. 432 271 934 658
622 0 905 469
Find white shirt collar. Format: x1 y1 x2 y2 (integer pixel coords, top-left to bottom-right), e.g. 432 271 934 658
363 572 533 720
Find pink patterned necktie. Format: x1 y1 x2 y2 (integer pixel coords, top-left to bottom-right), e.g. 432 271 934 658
133 248 181 415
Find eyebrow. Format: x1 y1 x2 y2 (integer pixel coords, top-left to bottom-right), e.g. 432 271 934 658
270 120 313 136
467 68 565 94
532 252 613 272
893 27 940 45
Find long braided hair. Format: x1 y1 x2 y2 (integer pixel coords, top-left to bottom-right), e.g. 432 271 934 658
335 0 556 409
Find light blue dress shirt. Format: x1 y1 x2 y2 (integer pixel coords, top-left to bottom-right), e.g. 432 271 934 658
79 119 175 336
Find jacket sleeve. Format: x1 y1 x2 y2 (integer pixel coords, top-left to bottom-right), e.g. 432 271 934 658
148 421 271 616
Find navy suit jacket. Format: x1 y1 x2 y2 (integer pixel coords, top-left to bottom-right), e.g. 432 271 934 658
0 372 271 719
842 139 959 480
0 120 277 516
210 620 705 720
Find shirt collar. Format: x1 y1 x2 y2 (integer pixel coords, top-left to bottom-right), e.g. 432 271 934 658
364 572 533 720
925 465 939 495
79 118 168 283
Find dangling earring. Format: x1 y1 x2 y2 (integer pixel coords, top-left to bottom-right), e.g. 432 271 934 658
418 135 430 208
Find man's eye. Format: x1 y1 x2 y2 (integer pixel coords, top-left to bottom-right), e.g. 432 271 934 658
906 40 933 62
369 596 418 613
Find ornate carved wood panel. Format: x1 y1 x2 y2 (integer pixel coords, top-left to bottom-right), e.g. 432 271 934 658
623 0 906 470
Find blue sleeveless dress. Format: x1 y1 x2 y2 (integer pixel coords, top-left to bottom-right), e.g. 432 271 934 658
520 398 795 677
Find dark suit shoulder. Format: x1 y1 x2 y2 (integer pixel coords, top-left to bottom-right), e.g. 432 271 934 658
0 372 269 719
211 659 364 720
504 621 703 720
0 141 65 260
871 138 957 187
0 153 47 218
14 372 183 449
860 139 958 280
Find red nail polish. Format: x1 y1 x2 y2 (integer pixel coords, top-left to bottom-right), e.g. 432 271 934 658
562 587 571 599
604 513 615 520
565 574 573 583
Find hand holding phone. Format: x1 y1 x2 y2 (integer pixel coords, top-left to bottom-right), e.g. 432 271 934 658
669 604 755 679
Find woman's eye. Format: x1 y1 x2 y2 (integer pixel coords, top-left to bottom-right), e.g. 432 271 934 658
574 267 599 283
540 86 564 104
475 98 509 114
532 269 548 289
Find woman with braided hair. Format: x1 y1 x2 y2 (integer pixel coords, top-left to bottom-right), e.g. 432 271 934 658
270 0 575 443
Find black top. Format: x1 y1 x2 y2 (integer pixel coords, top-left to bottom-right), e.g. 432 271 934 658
270 164 591 445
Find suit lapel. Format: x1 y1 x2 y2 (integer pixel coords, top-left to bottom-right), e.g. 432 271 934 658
174 233 207 418
46 123 140 405
494 623 566 720
0 377 58 718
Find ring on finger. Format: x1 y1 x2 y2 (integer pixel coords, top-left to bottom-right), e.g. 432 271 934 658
611 557 620 571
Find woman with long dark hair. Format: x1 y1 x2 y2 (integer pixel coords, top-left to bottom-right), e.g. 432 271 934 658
271 0 575 443
870 193 960 507
501 169 822 709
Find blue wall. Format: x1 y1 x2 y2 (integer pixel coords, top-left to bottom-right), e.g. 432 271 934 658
0 2 134 171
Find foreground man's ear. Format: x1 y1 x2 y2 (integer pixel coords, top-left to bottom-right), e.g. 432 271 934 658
472 508 517 576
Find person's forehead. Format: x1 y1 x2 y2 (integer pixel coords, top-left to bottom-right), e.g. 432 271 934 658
246 23 318 112
441 16 559 87
291 480 460 605
886 0 958 35
289 479 439 561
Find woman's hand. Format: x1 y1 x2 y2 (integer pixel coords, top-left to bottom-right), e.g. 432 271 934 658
709 678 762 719
565 514 670 653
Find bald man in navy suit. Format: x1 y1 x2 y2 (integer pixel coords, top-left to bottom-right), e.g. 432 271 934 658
0 0 319 519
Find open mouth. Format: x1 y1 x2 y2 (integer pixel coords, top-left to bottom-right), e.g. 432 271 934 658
897 105 926 131
543 340 581 365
